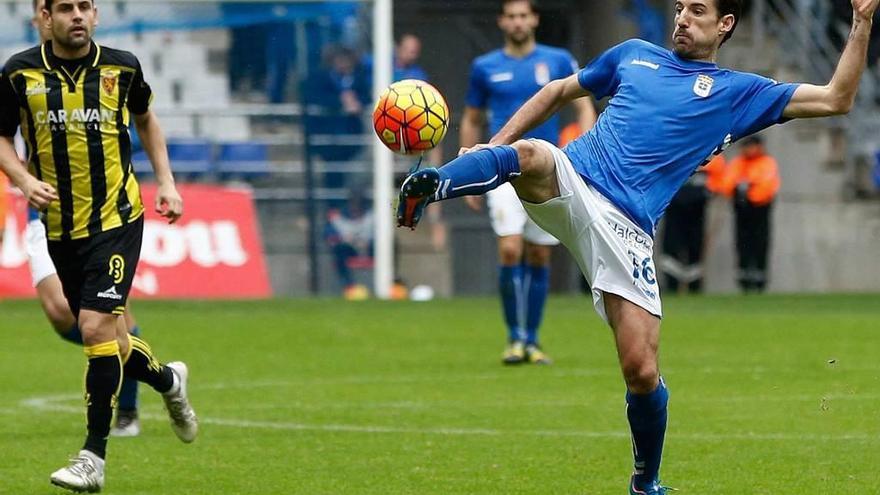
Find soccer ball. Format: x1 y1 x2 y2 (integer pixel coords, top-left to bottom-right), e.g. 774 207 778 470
372 79 449 155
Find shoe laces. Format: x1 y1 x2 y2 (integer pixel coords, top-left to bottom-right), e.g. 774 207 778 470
166 395 194 424
67 455 98 478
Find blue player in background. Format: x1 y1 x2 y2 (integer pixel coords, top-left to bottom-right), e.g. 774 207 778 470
397 0 880 492
460 0 596 365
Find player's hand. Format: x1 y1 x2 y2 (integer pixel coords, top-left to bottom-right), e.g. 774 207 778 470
463 195 483 211
155 181 183 224
458 143 491 156
23 177 58 209
852 0 880 20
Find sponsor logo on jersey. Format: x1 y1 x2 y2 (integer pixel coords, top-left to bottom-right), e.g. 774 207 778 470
97 285 124 300
535 62 551 86
693 74 714 97
630 59 659 70
489 72 514 83
25 83 51 96
34 108 116 125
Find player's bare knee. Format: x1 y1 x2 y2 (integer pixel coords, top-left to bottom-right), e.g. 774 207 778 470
43 297 75 332
512 140 542 175
498 238 523 265
78 312 117 346
525 244 551 266
621 359 659 394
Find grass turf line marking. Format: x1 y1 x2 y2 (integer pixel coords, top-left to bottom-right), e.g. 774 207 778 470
20 393 879 443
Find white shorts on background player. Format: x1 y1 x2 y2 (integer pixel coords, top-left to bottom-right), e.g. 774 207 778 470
486 183 559 246
521 139 662 323
25 218 58 287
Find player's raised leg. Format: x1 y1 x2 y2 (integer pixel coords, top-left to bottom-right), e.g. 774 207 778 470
397 139 558 228
120 330 198 443
603 293 670 495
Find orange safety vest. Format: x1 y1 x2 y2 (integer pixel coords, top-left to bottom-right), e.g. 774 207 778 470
702 155 727 194
718 153 780 206
558 122 582 148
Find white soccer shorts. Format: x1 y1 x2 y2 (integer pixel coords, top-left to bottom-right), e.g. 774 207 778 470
25 218 58 287
486 183 559 246
521 140 662 323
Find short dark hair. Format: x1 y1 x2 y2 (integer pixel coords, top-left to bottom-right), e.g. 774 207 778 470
500 0 538 14
716 0 742 45
741 135 763 146
44 0 94 12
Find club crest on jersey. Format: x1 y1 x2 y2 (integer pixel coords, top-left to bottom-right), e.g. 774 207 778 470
693 74 714 98
535 62 551 86
101 74 117 94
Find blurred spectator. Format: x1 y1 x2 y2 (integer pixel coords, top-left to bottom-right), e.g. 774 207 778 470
658 155 726 293
719 136 780 293
324 191 374 299
303 45 370 192
394 33 429 81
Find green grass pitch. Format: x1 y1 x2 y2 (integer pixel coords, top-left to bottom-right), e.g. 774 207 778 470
0 295 877 494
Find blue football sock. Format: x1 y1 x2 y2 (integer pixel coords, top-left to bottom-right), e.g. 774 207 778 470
524 264 550 346
118 325 140 411
626 378 669 488
433 146 520 201
499 265 524 342
59 324 83 345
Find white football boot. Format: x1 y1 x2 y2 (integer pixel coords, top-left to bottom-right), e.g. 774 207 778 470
50 450 105 493
162 361 199 443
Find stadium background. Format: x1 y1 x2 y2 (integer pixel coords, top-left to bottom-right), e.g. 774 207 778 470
1 0 879 298
0 2 878 494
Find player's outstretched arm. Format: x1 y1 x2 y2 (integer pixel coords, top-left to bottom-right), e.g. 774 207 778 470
489 74 590 146
783 0 879 118
133 111 183 223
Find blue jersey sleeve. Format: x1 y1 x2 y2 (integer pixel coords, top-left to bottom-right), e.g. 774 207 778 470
577 40 634 99
731 74 799 139
464 60 488 109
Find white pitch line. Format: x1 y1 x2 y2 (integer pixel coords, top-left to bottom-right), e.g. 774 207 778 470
19 394 879 443
190 363 880 390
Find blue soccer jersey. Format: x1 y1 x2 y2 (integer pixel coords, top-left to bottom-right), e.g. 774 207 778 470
466 44 579 143
565 39 799 235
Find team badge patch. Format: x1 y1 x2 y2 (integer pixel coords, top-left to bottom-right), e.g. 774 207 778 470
102 74 117 94
535 62 550 86
693 74 714 97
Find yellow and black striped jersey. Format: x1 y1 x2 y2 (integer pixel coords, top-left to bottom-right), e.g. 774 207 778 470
0 40 150 241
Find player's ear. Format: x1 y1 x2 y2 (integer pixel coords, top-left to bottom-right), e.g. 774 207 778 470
719 13 735 36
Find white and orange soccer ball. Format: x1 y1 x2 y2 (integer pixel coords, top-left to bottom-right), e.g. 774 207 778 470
372 79 449 155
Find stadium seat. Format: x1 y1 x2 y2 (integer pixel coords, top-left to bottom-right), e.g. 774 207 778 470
216 141 270 179
874 149 880 190
131 150 152 176
166 139 213 176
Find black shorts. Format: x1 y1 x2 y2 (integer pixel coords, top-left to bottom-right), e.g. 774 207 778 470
47 215 143 317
